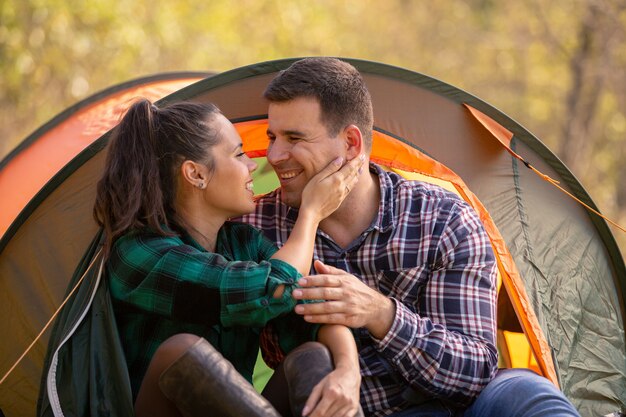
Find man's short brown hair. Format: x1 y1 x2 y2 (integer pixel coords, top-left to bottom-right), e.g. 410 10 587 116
264 57 374 149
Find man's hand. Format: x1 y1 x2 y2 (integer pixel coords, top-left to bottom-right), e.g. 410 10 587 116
303 366 361 417
293 260 396 339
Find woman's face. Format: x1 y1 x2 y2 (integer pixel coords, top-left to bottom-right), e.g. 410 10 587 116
201 114 257 218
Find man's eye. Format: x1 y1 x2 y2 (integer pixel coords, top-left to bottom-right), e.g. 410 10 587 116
236 152 245 158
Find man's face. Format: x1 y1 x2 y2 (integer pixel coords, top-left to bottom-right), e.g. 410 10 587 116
266 97 345 208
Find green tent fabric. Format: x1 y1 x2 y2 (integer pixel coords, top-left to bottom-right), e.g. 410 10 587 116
0 58 624 417
36 230 134 417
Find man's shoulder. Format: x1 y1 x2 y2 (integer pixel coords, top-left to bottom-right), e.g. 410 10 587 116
375 165 485 236
382 168 466 206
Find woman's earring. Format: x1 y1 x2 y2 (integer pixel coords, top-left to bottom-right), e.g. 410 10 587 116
198 181 205 189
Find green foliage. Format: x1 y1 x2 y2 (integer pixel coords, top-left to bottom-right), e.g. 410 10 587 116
1 0 624 253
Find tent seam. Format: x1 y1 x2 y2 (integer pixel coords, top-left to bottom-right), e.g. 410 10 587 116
511 137 535 263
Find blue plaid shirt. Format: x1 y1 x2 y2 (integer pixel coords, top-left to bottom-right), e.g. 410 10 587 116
240 164 498 416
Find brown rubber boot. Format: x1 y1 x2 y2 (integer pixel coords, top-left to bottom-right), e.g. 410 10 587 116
158 338 281 417
282 342 364 417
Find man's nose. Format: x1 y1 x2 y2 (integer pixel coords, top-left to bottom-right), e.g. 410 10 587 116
267 138 289 165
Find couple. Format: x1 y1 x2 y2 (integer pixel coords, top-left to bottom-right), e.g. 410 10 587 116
95 58 580 417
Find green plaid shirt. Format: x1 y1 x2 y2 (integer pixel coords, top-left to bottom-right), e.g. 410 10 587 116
108 221 315 398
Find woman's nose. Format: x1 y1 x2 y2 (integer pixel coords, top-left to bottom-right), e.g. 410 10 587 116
247 157 258 173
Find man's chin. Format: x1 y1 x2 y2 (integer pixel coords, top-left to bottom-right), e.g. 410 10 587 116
279 189 302 208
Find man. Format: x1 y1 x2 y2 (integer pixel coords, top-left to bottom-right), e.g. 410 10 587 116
241 57 580 417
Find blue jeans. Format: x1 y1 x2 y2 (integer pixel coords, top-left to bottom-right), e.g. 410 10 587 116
388 369 581 417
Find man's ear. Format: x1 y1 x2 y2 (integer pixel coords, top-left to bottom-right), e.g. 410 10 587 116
343 124 364 160
180 160 207 188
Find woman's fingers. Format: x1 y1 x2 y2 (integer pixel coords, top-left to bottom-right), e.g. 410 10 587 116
300 153 365 220
314 156 345 181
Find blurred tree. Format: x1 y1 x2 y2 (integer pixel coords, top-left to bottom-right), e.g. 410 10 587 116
0 0 624 252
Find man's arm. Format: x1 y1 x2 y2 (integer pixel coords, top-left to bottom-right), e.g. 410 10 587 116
293 202 499 405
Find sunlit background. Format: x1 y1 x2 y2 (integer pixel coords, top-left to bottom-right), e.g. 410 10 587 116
1 0 624 255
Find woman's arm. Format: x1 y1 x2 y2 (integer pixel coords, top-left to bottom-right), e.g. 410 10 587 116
108 228 302 328
303 324 361 417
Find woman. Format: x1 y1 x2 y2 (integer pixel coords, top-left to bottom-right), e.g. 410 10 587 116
93 99 363 417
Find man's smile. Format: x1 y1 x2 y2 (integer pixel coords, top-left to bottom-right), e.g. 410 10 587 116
276 169 304 184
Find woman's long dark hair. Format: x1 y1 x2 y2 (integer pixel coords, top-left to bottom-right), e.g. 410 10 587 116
93 99 221 257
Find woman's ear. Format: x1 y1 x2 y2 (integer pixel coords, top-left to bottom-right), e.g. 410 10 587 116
343 124 364 161
180 160 207 189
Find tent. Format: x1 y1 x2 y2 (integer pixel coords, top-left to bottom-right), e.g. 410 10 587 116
1 58 624 417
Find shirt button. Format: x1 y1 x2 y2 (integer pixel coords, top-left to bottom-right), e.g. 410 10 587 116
261 299 269 306
286 278 295 284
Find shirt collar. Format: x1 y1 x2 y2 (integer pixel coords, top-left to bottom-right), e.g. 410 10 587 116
370 163 396 233
276 193 299 225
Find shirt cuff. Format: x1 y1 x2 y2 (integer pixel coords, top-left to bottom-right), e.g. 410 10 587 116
373 299 446 365
266 258 301 285
372 298 419 360
221 259 301 328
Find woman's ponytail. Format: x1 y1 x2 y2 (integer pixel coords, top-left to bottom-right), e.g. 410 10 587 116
94 99 169 257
